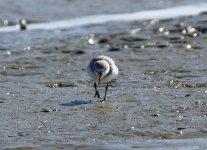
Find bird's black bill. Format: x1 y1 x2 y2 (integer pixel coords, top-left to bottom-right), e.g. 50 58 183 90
98 72 103 85
98 76 101 85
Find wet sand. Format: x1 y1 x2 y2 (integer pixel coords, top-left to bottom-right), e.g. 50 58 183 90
0 1 207 150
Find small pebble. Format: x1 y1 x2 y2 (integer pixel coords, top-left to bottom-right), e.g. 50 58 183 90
52 109 60 112
18 132 29 137
98 38 110 44
74 50 85 54
108 46 121 51
186 44 192 49
177 127 186 130
41 108 60 112
151 114 159 117
158 27 165 32
88 38 95 45
185 94 191 97
41 108 52 113
46 81 79 88
6 51 12 55
24 46 31 51
195 101 200 104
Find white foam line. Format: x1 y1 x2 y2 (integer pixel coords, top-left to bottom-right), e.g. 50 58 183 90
0 3 207 33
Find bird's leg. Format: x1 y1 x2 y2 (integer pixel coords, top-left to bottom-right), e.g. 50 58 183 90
93 82 100 98
103 83 109 102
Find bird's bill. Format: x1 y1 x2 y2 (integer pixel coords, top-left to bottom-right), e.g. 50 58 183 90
98 76 101 85
98 72 103 85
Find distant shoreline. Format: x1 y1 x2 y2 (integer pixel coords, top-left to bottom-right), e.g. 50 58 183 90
0 3 207 33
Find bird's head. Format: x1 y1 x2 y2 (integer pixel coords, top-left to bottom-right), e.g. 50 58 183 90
94 60 110 84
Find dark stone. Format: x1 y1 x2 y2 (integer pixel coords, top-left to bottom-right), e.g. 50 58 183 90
108 46 121 51
177 127 186 130
185 94 192 97
98 38 110 44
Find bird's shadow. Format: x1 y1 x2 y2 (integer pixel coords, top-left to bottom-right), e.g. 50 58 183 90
60 100 95 107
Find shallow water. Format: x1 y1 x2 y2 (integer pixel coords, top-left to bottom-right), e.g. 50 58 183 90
1 0 206 22
0 0 207 150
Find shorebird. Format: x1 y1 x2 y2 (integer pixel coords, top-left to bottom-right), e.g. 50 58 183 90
87 55 118 102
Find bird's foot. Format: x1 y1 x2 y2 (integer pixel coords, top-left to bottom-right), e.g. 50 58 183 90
94 91 101 99
102 99 106 103
96 99 106 103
